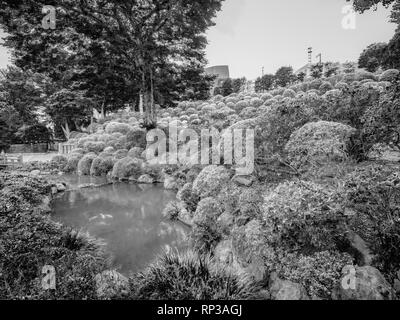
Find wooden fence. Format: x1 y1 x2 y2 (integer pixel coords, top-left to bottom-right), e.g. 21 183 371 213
0 154 23 169
58 143 77 155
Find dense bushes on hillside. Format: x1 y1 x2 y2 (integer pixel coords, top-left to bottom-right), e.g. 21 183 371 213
0 172 108 299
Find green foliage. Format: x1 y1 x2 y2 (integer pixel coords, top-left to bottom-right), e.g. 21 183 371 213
77 154 97 176
192 165 233 199
111 157 143 180
90 156 114 176
275 66 295 87
177 183 200 213
285 121 356 169
129 251 260 300
0 172 107 299
262 181 348 253
358 43 388 72
15 124 52 144
345 164 400 276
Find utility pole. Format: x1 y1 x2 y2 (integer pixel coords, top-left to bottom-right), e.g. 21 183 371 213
316 53 322 65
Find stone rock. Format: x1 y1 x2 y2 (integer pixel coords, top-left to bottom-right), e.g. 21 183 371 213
138 174 154 184
164 174 178 190
269 273 309 300
31 170 41 176
56 183 66 192
334 265 395 300
51 186 58 195
232 175 254 187
348 231 373 266
95 270 129 299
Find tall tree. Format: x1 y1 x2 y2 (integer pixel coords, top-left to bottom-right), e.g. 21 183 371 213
0 0 223 128
255 74 275 92
274 66 295 87
359 43 388 72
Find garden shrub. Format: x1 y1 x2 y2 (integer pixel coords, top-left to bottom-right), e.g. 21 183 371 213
344 164 400 277
129 251 260 300
0 173 107 299
77 153 97 176
70 148 85 155
127 147 145 159
355 70 377 81
90 156 114 176
105 122 133 135
113 149 129 161
50 155 68 171
64 153 84 173
319 82 334 94
285 121 356 169
192 165 233 199
262 181 348 253
240 107 257 119
234 100 249 112
193 197 223 224
282 89 296 98
111 157 143 180
126 128 147 149
83 141 106 154
266 250 353 299
308 79 323 91
250 98 263 108
379 69 399 82
177 183 200 213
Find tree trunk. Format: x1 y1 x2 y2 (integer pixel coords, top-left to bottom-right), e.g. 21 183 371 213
141 66 157 129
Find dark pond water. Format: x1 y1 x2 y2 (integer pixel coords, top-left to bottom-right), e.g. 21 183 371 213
52 176 188 275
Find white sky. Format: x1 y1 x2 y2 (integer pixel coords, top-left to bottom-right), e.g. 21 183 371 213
0 0 397 79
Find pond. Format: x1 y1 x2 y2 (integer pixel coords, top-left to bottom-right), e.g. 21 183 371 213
52 176 188 275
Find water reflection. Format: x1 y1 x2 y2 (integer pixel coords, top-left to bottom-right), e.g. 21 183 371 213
52 181 188 275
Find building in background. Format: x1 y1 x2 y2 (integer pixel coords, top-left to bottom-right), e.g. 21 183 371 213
205 65 230 88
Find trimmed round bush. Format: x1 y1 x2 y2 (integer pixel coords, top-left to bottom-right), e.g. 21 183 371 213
127 147 145 159
355 70 376 82
192 165 233 199
282 89 296 98
105 122 133 135
379 69 399 82
64 153 84 173
319 81 334 94
285 121 356 169
240 107 257 119
83 141 106 154
90 156 114 176
111 157 143 180
335 82 349 91
308 79 323 91
103 146 115 153
261 93 273 101
77 153 97 176
262 180 347 252
50 155 68 170
234 101 249 112
113 149 129 161
70 148 85 155
250 98 263 108
126 128 147 149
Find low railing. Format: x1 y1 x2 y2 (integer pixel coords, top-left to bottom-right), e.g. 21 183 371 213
0 154 23 168
58 143 77 155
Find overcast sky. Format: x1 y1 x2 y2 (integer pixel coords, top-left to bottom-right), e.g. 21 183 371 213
0 0 397 79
